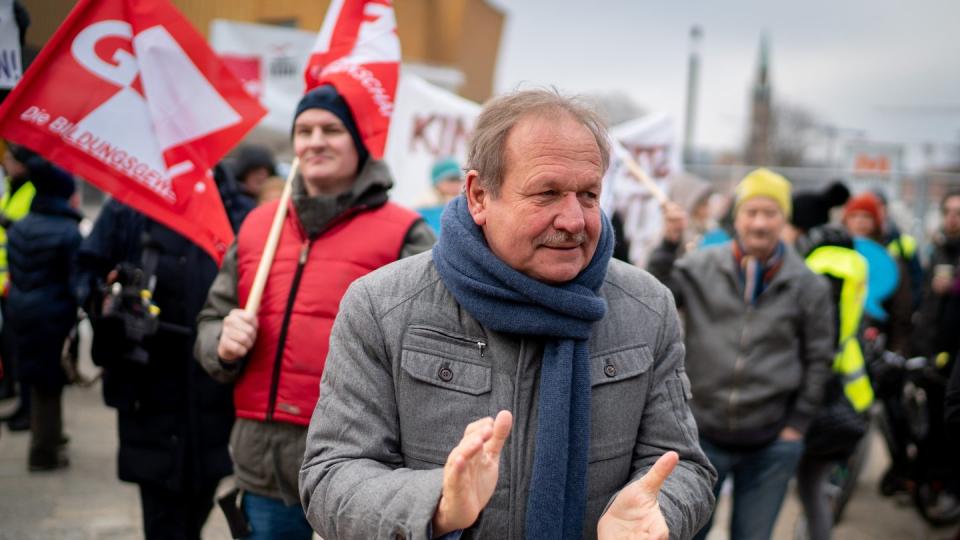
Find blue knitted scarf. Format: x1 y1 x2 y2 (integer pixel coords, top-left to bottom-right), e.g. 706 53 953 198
432 196 613 540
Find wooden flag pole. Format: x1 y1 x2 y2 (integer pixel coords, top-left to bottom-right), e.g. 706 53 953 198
621 153 670 206
244 157 300 315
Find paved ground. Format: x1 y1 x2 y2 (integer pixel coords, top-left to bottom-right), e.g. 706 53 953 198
708 431 960 540
0 383 231 540
0 325 957 539
0 323 231 540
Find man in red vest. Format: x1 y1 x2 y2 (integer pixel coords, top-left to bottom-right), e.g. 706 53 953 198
195 85 435 538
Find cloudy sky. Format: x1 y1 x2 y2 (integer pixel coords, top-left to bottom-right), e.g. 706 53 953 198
489 0 960 168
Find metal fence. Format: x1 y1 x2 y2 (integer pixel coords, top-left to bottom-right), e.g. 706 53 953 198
687 164 960 256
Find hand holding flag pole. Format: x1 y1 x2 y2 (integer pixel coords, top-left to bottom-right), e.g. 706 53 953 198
622 153 670 206
621 151 686 250
243 157 299 315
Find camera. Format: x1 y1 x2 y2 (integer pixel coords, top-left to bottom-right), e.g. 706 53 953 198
97 262 161 365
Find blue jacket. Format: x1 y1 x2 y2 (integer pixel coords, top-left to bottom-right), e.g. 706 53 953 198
6 195 82 388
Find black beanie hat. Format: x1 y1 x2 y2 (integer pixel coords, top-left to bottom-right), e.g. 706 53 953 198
293 85 369 165
791 181 850 232
7 143 36 165
233 144 277 180
28 159 75 200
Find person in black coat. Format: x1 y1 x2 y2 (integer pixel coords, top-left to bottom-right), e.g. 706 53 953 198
948 354 960 516
947 343 960 431
76 164 253 539
6 159 81 471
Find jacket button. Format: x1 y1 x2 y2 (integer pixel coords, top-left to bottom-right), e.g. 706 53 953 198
604 364 617 377
438 366 454 382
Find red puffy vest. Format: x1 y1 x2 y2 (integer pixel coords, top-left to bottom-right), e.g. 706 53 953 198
235 199 419 425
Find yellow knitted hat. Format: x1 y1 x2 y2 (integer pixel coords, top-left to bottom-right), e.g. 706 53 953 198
734 168 792 218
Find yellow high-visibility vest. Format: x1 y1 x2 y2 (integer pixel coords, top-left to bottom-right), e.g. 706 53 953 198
806 245 875 412
887 233 917 260
0 178 36 293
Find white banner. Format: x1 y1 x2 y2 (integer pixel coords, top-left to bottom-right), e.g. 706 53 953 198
384 73 480 207
606 112 681 267
0 0 23 89
209 19 315 133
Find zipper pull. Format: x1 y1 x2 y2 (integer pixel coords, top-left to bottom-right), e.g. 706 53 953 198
299 241 310 264
478 341 486 357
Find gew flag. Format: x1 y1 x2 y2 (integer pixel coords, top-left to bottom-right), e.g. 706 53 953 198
0 0 266 264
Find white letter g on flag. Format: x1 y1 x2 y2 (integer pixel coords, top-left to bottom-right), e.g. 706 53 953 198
71 20 138 88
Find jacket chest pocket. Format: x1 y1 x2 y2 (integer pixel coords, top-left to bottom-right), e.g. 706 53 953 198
396 325 491 467
586 344 655 502
589 345 654 463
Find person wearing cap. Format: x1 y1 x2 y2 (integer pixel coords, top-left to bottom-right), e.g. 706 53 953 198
229 144 278 204
783 181 849 252
842 192 913 357
785 183 876 540
195 85 435 537
846 191 944 505
5 159 80 471
417 156 465 234
649 168 834 540
0 143 38 424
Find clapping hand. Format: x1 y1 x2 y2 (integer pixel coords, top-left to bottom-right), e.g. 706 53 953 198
432 411 513 536
597 451 679 540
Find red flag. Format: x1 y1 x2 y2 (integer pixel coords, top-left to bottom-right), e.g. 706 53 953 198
0 0 266 264
304 0 400 159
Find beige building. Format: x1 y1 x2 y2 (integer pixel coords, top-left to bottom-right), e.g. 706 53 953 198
18 0 504 102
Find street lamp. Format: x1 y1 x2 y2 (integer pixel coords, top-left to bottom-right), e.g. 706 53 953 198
683 25 703 165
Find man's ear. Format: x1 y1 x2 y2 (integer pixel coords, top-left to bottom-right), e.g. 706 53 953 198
464 170 488 226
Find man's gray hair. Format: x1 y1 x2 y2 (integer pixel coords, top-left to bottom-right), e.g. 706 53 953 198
466 89 611 197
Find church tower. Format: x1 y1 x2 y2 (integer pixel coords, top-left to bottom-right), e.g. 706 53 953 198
745 35 773 165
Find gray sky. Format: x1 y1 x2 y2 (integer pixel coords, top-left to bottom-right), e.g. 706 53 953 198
490 0 960 169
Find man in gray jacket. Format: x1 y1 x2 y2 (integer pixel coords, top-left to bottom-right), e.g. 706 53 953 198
649 168 834 540
299 89 716 540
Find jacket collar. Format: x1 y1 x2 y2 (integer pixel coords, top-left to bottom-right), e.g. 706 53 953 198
29 195 82 222
291 159 393 239
717 240 807 297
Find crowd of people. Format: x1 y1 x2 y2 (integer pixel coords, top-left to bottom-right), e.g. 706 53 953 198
651 170 960 539
1 72 960 540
